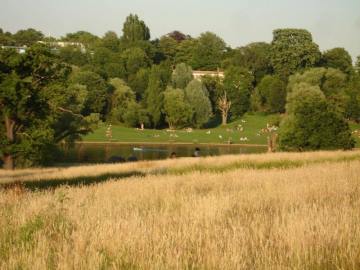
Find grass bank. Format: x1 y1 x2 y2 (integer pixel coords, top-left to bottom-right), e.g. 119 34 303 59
1 151 360 269
83 113 360 147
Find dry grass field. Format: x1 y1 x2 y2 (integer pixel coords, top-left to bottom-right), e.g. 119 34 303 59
1 151 360 269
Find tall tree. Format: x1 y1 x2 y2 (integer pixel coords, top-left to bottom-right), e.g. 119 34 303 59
202 75 224 114
223 66 254 118
163 87 192 129
252 75 286 113
185 80 212 128
144 63 172 127
121 14 150 44
321 48 353 75
270 29 321 79
108 78 136 123
192 32 226 70
172 63 193 89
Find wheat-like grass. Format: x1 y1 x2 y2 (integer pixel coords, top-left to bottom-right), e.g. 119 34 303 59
0 151 360 269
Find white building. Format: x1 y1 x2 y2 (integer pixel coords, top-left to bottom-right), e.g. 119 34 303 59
192 70 224 80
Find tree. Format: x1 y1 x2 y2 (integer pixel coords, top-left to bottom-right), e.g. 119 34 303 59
278 82 354 151
163 87 192 129
121 14 150 44
270 29 321 79
185 79 212 128
121 47 150 78
62 31 100 49
192 32 226 70
108 78 136 123
252 75 286 113
13 28 44 46
128 68 150 100
217 92 231 125
343 74 360 122
321 48 353 75
101 31 120 52
222 42 272 84
70 70 109 116
223 66 254 118
287 67 348 114
0 45 88 169
144 63 172 127
172 63 193 89
175 38 197 66
158 36 178 64
202 75 224 113
58 46 89 66
167 31 189 42
123 101 150 128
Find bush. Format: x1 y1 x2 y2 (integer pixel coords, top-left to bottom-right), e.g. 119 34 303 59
278 83 354 151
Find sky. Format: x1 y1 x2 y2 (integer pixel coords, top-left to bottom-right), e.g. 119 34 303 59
1 0 359 61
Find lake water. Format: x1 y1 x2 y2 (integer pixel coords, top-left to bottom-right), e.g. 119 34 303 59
57 143 267 164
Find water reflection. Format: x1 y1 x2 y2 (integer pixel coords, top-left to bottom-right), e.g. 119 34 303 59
58 143 267 164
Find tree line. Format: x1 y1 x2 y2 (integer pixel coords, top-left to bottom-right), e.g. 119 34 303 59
1 14 360 169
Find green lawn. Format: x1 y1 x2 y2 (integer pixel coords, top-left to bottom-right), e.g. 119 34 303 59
83 114 275 145
83 113 360 147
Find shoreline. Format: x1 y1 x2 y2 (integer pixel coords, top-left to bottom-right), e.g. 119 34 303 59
76 141 268 147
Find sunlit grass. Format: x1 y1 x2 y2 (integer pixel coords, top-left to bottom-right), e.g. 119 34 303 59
1 150 360 269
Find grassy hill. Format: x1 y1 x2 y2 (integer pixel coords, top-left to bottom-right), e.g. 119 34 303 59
83 113 360 147
1 151 360 269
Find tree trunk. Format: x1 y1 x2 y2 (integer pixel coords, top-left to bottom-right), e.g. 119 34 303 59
222 112 227 125
3 154 14 170
4 116 15 170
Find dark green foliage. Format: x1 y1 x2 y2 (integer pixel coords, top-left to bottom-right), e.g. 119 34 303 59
144 63 172 127
158 36 178 64
128 68 150 100
344 74 360 122
270 29 321 79
172 63 193 89
202 75 224 113
70 70 109 116
0 44 83 168
123 102 150 128
58 46 89 66
62 31 100 48
252 75 286 113
321 48 353 75
192 32 226 70
223 42 272 84
175 39 197 66
278 83 354 151
223 66 254 118
13 28 44 46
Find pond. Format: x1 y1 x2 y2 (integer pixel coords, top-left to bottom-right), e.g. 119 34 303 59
56 143 267 165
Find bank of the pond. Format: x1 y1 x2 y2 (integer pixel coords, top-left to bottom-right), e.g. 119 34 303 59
58 142 268 164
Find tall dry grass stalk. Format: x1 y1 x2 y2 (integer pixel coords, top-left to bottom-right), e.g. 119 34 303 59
1 150 360 183
0 152 360 269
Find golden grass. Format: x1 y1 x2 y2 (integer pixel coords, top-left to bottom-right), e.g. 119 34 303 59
1 151 360 269
1 150 360 183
